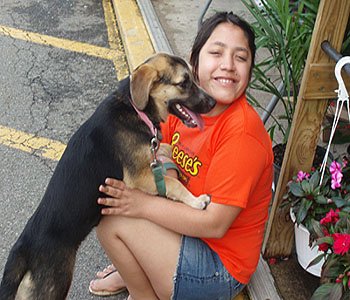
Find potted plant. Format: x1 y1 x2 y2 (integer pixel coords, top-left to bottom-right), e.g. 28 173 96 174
285 155 350 280
310 209 350 299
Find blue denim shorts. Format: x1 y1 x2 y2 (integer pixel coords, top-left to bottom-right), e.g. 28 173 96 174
172 236 245 300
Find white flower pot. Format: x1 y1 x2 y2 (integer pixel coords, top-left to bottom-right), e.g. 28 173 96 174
290 209 324 277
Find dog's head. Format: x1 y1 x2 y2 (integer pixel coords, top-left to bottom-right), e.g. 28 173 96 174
130 53 216 130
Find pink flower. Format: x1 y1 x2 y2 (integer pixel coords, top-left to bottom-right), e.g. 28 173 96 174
320 209 340 225
329 161 343 189
296 171 309 182
333 233 350 255
331 171 343 189
330 161 342 174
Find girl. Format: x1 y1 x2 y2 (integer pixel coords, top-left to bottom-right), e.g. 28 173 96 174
89 12 273 300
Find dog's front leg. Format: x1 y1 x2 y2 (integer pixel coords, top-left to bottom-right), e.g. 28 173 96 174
163 176 210 209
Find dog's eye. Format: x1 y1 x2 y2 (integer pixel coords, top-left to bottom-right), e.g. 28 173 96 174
177 80 189 89
177 81 187 89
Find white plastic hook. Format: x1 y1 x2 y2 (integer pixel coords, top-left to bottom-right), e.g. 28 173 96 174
319 56 350 185
335 56 350 103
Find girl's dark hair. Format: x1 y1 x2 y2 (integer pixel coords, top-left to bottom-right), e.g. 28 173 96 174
190 12 256 80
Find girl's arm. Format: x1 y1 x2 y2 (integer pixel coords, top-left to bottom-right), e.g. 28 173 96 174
98 178 241 238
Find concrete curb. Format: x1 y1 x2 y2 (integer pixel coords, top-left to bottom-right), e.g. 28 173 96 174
111 0 154 71
136 0 173 54
111 0 173 72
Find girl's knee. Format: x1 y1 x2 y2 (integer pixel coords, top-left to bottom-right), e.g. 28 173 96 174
96 216 120 241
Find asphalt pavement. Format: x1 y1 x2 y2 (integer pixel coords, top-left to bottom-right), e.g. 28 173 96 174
0 0 128 299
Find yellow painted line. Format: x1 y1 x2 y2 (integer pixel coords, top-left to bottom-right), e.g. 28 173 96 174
112 0 155 70
0 0 155 159
0 125 65 161
102 0 129 79
0 25 124 62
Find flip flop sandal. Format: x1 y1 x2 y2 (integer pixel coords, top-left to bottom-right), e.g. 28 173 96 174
89 269 127 296
96 264 116 279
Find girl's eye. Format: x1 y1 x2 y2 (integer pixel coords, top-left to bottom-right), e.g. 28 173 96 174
237 55 247 62
209 51 221 56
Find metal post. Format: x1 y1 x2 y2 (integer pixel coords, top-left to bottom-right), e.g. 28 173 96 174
321 40 350 75
261 81 285 124
198 0 213 30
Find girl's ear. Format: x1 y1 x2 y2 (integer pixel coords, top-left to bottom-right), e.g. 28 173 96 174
130 64 159 110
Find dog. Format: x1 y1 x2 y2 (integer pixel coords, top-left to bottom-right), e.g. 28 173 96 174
0 53 216 299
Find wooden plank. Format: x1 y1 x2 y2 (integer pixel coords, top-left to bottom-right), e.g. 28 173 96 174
304 63 350 99
263 0 350 258
232 291 245 300
247 255 282 300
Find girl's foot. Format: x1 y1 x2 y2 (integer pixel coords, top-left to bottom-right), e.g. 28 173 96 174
96 264 116 279
89 267 127 296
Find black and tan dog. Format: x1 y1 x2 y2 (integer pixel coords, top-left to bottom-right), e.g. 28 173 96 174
0 53 215 299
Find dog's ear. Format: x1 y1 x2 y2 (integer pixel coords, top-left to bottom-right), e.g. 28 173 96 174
130 64 159 110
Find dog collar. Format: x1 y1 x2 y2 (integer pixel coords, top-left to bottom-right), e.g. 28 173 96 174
129 98 157 137
130 97 168 196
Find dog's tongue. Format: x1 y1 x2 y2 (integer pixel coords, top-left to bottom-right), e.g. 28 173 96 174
183 106 204 130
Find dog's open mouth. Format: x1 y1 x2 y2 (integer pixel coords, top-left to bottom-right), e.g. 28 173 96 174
169 103 204 130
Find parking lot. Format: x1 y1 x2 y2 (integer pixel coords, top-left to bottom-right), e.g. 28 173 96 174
0 0 130 298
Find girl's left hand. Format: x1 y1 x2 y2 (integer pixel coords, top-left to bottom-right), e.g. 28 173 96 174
97 178 147 217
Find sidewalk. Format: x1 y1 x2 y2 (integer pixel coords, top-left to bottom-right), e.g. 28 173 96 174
141 0 249 59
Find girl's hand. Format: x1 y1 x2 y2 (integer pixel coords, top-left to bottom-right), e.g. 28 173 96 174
97 178 147 217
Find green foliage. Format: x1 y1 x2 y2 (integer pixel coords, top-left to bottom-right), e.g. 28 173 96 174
310 283 343 300
241 0 350 143
241 0 320 142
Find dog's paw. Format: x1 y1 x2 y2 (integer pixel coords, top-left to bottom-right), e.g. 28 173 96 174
190 194 211 210
158 143 172 158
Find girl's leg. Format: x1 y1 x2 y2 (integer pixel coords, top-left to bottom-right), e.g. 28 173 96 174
96 215 182 300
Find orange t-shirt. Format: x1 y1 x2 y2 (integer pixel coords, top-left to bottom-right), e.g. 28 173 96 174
161 94 273 284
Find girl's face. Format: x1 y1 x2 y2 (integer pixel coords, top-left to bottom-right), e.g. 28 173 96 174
197 22 252 116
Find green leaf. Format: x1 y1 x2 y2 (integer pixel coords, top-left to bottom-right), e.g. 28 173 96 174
342 276 348 290
311 283 342 300
301 180 311 194
311 219 324 238
309 171 320 190
342 206 350 213
307 253 325 268
333 197 347 208
289 182 305 197
335 216 350 232
323 255 344 279
296 198 313 224
315 195 328 204
329 283 343 300
316 236 333 245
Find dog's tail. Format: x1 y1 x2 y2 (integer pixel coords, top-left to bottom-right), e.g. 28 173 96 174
0 242 28 300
